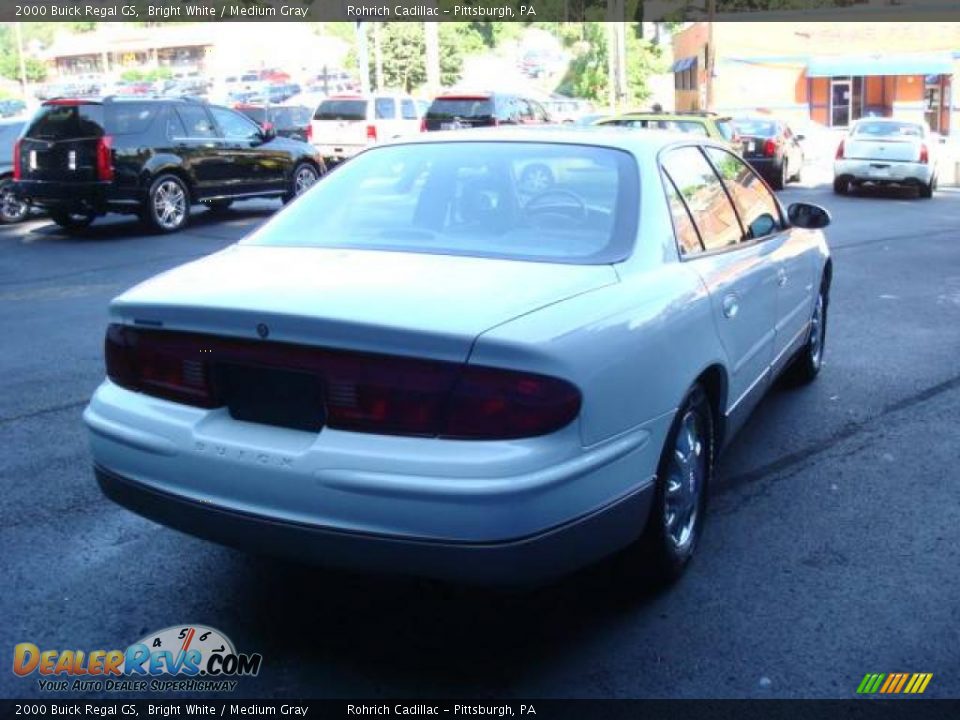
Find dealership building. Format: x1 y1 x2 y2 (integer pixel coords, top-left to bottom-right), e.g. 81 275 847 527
672 22 960 134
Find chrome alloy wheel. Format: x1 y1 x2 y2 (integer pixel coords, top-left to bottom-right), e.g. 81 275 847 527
294 165 318 196
0 185 28 223
664 409 706 551
809 293 825 369
153 180 187 230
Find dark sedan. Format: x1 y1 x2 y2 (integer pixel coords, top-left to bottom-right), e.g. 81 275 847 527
235 104 313 144
732 116 805 190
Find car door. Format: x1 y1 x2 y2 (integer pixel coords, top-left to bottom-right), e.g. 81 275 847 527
702 146 815 379
208 105 286 195
170 103 223 197
661 145 780 430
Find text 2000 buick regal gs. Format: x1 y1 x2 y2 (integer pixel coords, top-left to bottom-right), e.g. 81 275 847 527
85 128 832 586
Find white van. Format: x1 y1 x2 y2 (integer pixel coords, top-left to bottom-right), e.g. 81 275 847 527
311 93 424 163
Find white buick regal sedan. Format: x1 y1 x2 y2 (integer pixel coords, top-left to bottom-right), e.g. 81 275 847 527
85 128 832 586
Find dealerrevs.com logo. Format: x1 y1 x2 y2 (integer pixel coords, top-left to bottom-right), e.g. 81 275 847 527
13 625 262 693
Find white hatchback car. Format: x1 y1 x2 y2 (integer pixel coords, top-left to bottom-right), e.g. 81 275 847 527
85 129 832 586
834 117 939 197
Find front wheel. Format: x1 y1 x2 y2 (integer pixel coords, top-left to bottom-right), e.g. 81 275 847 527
50 208 95 231
0 179 29 223
832 176 849 195
619 383 714 586
144 175 190 233
283 162 320 204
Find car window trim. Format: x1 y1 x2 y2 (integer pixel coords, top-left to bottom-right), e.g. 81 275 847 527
658 142 781 262
659 166 706 256
701 144 787 244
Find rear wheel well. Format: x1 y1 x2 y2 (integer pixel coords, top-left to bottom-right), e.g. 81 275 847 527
695 365 727 450
145 168 194 204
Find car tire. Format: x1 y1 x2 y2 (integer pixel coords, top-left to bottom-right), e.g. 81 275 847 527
144 174 190 233
206 199 233 213
619 383 714 586
918 176 935 199
0 178 29 224
832 177 849 195
519 163 555 194
283 162 320 204
786 283 828 384
770 161 786 190
50 208 95 232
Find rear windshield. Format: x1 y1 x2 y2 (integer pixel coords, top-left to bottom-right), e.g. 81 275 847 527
853 121 922 138
314 99 367 121
732 118 777 137
25 103 105 140
25 102 159 139
427 98 495 120
243 142 640 265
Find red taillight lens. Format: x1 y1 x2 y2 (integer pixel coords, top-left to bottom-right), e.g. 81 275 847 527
96 135 114 182
105 325 216 408
419 117 427 133
366 124 377 141
919 143 929 164
13 139 21 181
444 366 582 440
762 139 777 157
835 140 845 160
305 123 313 142
103 325 581 440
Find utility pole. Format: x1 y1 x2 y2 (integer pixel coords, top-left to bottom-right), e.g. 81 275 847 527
605 0 627 111
373 22 383 91
14 22 28 96
424 22 440 95
705 1 715 111
356 22 370 95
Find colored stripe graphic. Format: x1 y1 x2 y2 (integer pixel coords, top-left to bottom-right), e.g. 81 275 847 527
857 673 932 694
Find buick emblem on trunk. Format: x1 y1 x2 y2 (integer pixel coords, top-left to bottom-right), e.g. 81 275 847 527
256 323 269 339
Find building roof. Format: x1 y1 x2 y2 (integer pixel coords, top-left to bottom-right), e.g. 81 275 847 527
44 25 216 60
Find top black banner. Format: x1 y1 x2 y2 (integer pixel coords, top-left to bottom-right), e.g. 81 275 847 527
3 0 960 22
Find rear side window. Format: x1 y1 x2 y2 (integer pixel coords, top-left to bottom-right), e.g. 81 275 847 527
401 99 417 120
106 103 159 135
666 120 709 137
715 120 736 141
661 170 703 256
375 98 396 119
315 99 367 121
25 104 104 140
174 105 216 138
705 147 782 239
427 98 494 120
661 146 741 252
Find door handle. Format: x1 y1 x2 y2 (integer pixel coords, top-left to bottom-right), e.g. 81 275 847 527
777 268 788 287
722 294 739 319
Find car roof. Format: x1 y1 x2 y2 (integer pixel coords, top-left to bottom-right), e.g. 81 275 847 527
379 125 731 155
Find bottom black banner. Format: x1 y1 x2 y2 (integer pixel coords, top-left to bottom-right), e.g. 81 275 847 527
3 700 960 720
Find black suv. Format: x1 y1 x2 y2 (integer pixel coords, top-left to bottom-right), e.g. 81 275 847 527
424 92 550 131
14 96 325 233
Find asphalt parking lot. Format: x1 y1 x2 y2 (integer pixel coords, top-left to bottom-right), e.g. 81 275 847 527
1 175 959 699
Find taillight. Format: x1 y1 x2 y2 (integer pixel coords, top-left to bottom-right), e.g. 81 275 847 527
103 325 581 440
366 124 377 141
419 117 427 133
762 139 777 157
96 135 114 182
13 139 21 181
305 123 313 142
835 140 845 160
443 366 581 440
919 144 929 164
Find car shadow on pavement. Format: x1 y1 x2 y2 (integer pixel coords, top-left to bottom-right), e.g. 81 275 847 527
20 204 277 244
224 543 664 689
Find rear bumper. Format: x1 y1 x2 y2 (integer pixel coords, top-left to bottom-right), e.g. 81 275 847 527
313 143 367 161
744 156 780 179
95 464 654 585
834 159 934 185
13 179 139 213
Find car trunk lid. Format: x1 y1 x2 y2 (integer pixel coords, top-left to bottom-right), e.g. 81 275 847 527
110 245 618 364
844 136 923 163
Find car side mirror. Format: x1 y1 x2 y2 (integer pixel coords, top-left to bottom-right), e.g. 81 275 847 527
788 202 831 229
